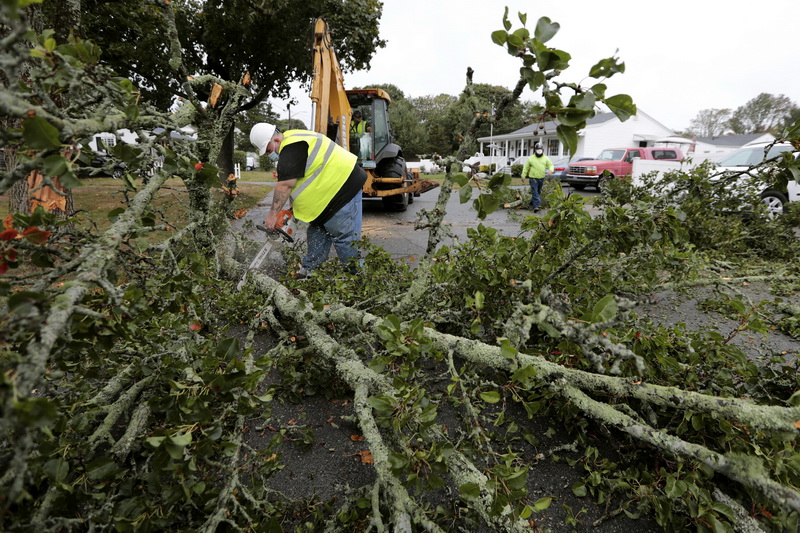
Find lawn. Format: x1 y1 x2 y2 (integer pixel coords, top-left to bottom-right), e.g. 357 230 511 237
1 177 273 239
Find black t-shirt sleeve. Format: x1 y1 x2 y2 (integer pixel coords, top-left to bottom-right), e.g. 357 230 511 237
276 142 308 181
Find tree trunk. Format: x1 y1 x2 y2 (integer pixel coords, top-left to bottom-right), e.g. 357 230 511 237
216 123 236 180
4 0 81 220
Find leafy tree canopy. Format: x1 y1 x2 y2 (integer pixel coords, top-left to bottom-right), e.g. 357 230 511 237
727 93 796 135
77 0 386 110
688 108 732 137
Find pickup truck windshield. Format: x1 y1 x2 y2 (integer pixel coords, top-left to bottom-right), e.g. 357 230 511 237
596 149 626 161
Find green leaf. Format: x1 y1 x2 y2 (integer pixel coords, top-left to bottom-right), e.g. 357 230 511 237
474 291 484 310
165 442 185 460
108 207 125 222
783 117 800 138
533 496 552 510
366 395 395 415
13 397 56 428
3 0 43 19
571 482 587 497
711 501 735 521
507 33 524 49
787 390 800 407
215 337 240 360
487 172 510 190
44 457 70 482
451 173 469 187
521 67 545 91
458 183 472 204
590 295 618 323
570 93 597 110
458 482 481 501
605 94 637 122
388 451 408 471
474 193 499 219
480 391 501 403
22 117 61 150
534 17 560 43
87 457 118 480
42 154 69 178
556 108 593 127
146 436 166 448
169 432 193 447
589 57 626 78
556 125 579 157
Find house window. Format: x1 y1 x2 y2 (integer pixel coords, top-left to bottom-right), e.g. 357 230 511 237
547 139 559 156
95 135 116 150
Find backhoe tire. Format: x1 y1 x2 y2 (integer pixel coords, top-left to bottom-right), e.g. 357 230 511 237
378 157 409 212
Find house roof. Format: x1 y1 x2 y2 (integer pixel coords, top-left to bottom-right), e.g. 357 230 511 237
694 133 772 147
478 112 628 142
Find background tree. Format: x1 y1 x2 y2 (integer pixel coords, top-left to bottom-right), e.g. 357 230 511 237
357 83 429 159
410 93 458 156
688 108 731 137
80 0 386 111
4 0 80 217
782 104 800 133
76 0 387 175
443 84 528 155
233 102 280 152
727 93 795 134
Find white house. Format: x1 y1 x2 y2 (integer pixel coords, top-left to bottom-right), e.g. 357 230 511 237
475 111 774 169
87 126 197 154
690 133 775 161
476 110 674 167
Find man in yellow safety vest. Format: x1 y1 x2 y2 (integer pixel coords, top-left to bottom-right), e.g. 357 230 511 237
250 122 366 278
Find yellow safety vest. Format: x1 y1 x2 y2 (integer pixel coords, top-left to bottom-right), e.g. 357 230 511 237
279 130 358 222
350 120 366 135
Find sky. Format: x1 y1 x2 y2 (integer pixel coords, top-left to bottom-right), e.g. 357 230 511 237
274 0 800 133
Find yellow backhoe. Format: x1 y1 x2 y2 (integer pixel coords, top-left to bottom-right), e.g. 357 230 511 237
310 18 439 211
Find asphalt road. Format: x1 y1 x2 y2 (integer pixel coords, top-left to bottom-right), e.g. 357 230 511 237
234 184 602 266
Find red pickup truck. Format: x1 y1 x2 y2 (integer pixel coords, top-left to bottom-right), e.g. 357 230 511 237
565 147 684 190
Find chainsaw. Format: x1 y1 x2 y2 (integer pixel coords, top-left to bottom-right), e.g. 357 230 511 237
236 209 295 291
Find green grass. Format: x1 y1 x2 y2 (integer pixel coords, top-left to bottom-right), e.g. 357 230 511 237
1 177 272 237
238 170 275 183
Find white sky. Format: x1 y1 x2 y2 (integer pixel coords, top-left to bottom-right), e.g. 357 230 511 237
275 0 800 133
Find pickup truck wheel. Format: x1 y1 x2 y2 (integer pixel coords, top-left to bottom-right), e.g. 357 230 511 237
760 190 788 218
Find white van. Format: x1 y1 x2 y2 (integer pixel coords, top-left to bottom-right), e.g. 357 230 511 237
712 142 799 217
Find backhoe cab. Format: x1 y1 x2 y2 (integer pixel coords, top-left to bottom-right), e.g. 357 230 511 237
311 19 438 211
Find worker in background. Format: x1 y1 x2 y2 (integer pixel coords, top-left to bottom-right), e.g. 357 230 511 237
521 142 554 212
350 109 372 159
350 109 368 136
250 122 367 278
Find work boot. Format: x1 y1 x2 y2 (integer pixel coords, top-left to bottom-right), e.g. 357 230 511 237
294 267 309 280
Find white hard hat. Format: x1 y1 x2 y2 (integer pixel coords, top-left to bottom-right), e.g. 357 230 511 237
250 122 277 155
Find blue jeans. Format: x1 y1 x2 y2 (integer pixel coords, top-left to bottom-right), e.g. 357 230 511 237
302 193 362 272
529 178 544 208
